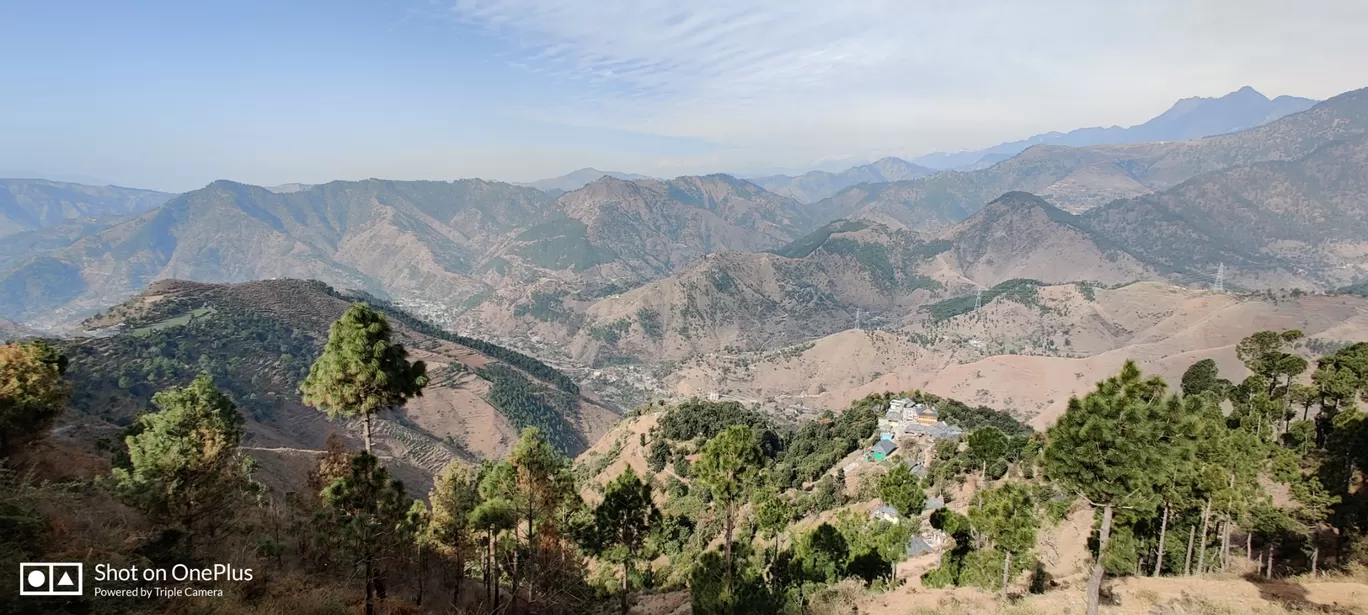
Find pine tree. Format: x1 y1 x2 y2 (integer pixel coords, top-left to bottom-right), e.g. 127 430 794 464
1180 358 1221 398
112 374 257 551
301 304 428 452
317 452 416 615
0 341 71 456
799 522 849 584
592 466 660 615
1236 330 1306 398
477 428 576 608
426 460 480 608
695 424 764 599
1043 361 1172 615
469 497 517 610
879 461 927 517
966 427 1009 478
969 483 1038 600
752 487 795 578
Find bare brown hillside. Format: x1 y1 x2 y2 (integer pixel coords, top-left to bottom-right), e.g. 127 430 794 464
942 192 1155 287
664 282 1368 428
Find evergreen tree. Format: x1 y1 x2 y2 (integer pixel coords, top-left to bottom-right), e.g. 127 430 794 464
1042 361 1172 615
591 466 660 615
317 452 416 615
301 304 428 452
112 374 256 551
966 427 1009 478
426 460 480 608
752 486 795 575
1180 358 1225 398
1236 330 1306 398
879 461 927 517
647 438 670 473
469 497 517 610
695 424 764 594
969 483 1039 599
478 427 577 609
0 341 71 456
798 522 848 584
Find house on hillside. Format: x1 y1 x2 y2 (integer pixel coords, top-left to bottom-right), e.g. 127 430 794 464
903 420 964 440
898 401 963 441
910 403 939 426
872 505 901 524
925 496 946 511
905 537 934 557
905 530 950 557
870 439 897 460
878 407 902 436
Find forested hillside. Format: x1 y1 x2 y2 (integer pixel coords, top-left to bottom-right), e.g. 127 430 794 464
56 278 615 472
5 317 1367 614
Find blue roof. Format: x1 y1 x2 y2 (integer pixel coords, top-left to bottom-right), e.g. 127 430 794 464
905 537 933 556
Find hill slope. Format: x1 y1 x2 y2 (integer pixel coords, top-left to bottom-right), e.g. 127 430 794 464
1079 131 1368 289
750 157 935 203
942 192 1155 287
0 179 556 325
0 179 173 237
554 220 952 363
0 174 815 329
665 281 1368 428
61 278 618 481
824 86 1368 223
544 174 812 280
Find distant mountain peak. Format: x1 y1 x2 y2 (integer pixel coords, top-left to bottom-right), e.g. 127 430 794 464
518 168 653 194
748 157 934 203
986 191 1058 209
912 87 1317 170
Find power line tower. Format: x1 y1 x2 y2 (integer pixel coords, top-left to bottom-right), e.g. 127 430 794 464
856 308 862 330
1215 263 1225 293
975 288 982 310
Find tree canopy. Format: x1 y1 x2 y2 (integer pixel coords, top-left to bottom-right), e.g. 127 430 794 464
0 340 71 455
301 303 428 451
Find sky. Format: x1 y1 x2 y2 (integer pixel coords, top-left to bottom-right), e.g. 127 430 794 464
2 0 1367 192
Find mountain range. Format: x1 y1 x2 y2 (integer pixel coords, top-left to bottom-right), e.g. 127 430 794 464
911 86 1319 170
748 157 936 203
815 86 1368 226
0 173 821 329
2 86 1366 381
515 167 653 195
0 179 173 237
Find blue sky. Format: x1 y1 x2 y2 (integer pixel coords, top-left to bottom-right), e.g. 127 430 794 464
2 0 1366 191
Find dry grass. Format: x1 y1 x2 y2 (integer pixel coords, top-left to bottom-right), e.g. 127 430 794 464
165 573 355 615
1289 563 1368 585
907 595 1037 615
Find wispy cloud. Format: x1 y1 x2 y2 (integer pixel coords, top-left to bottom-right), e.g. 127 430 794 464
446 0 1368 164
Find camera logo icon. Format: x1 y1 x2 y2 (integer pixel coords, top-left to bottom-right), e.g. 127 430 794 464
19 563 83 596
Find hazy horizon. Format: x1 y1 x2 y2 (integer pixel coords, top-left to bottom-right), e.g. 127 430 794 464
4 0 1367 192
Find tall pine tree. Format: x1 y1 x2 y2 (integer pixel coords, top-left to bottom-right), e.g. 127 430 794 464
301 304 428 452
1043 361 1173 615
